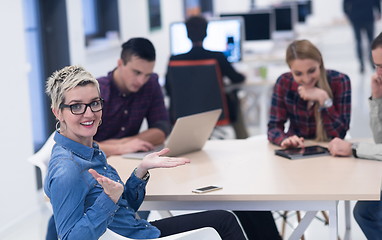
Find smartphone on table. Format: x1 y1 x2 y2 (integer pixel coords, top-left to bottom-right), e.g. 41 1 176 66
192 185 222 194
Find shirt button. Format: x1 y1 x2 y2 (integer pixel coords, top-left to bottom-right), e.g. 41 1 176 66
99 152 102 155
124 110 128 115
122 93 127 97
104 167 107 170
121 127 125 131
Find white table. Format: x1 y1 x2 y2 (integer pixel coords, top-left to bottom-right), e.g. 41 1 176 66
108 139 382 240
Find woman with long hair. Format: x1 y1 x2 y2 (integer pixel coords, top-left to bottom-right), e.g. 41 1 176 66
268 39 351 148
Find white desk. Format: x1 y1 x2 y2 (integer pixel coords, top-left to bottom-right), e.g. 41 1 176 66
108 139 382 240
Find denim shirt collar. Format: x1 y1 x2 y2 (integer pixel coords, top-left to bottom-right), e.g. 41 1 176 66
53 131 99 161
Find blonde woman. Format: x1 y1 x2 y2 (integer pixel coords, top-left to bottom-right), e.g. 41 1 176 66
44 65 246 240
267 40 351 148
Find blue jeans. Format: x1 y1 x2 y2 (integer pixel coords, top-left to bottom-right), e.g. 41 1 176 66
350 19 374 70
353 198 382 240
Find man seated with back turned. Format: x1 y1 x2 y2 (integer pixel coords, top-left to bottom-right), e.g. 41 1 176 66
328 32 382 240
45 37 169 240
166 15 249 139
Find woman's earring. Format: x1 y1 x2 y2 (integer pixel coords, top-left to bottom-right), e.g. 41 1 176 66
55 121 61 132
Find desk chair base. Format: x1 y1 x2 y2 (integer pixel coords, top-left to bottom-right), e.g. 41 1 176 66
279 211 340 240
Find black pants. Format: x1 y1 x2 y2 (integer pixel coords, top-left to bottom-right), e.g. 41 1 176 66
47 210 245 240
234 211 282 240
151 210 246 240
350 20 374 69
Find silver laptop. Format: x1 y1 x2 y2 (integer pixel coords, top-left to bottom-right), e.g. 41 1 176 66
122 109 222 159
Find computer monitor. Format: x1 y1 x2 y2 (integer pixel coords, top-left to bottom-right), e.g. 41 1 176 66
169 17 243 63
297 0 312 23
272 3 297 40
220 9 274 41
274 3 297 31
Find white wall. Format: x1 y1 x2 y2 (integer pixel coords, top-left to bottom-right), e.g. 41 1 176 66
66 0 346 80
0 0 38 236
66 0 185 79
309 0 345 26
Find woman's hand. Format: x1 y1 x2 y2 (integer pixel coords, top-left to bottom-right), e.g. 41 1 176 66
280 135 305 149
88 169 124 204
135 148 191 178
371 72 382 99
298 85 329 106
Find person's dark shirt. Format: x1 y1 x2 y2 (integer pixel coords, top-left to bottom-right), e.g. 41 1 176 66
94 70 171 141
166 46 245 123
168 46 245 84
343 0 381 23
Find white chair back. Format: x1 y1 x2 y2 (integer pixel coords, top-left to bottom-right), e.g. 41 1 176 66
28 132 55 183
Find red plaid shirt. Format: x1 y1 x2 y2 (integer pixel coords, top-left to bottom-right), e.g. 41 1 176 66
267 70 351 145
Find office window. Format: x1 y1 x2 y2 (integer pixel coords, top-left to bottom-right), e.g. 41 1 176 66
148 0 162 31
23 0 47 152
82 0 120 47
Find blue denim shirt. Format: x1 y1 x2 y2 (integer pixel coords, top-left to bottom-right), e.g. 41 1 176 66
44 132 161 240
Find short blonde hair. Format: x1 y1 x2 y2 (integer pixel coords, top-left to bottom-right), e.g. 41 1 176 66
46 65 100 110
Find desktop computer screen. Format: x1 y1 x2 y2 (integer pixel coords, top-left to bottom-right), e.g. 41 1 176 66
220 9 274 41
274 3 297 31
169 17 243 63
297 0 312 23
272 3 297 40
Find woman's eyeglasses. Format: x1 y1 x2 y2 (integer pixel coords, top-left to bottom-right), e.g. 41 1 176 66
59 98 104 115
374 64 382 70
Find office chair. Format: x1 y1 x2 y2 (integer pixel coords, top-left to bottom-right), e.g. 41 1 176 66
278 210 332 240
28 132 221 240
28 131 56 210
166 59 232 139
166 59 230 125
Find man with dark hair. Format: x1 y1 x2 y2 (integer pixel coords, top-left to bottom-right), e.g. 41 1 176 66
328 32 382 239
343 0 381 73
95 37 171 157
185 15 208 42
167 15 248 139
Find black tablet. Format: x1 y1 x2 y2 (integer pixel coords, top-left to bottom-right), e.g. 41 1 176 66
274 145 330 160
